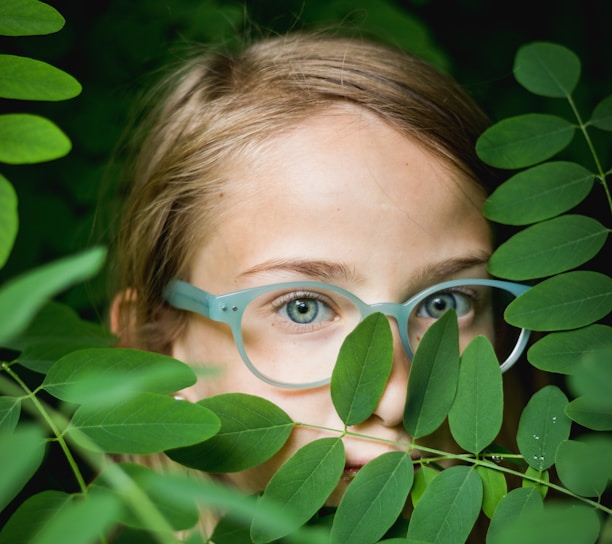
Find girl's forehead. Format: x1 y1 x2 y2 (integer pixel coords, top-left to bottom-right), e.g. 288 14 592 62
190 108 491 293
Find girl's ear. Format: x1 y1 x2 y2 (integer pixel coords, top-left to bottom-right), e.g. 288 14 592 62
109 289 138 347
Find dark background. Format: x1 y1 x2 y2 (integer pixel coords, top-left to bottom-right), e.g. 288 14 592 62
1 0 610 318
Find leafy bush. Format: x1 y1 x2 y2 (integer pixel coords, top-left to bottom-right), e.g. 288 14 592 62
0 3 610 544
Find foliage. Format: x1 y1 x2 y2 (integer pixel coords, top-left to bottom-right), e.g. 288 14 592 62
0 4 610 544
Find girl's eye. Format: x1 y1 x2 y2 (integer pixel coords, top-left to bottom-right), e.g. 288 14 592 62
277 295 335 325
417 291 472 319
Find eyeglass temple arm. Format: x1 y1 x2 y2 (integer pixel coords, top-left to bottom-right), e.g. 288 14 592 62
164 280 212 318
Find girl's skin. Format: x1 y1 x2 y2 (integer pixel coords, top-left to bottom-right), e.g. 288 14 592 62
164 104 493 503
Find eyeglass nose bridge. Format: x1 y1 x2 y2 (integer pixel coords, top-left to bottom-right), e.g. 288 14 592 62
363 301 416 360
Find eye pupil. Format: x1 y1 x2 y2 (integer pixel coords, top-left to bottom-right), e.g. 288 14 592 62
424 293 456 318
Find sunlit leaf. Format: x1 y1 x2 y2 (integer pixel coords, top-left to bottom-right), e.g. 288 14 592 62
0 174 18 269
516 385 571 470
527 324 612 374
0 426 46 511
410 465 438 507
406 466 482 544
0 490 70 544
0 247 106 346
482 161 594 225
476 466 507 519
489 503 600 544
590 94 612 131
331 313 393 426
0 397 20 432
448 336 503 453
505 271 612 331
404 311 459 438
251 438 344 543
486 487 543 544
7 302 115 374
556 435 612 497
565 395 612 431
0 113 71 164
43 348 196 406
0 0 64 36
92 463 199 531
331 452 413 544
31 491 121 544
167 393 294 472
488 215 607 280
0 54 81 100
514 42 580 98
69 392 220 454
476 113 575 169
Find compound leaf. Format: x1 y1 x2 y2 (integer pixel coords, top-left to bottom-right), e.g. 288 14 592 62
516 385 571 471
513 42 580 98
482 161 594 226
167 393 294 472
476 113 575 169
331 312 393 426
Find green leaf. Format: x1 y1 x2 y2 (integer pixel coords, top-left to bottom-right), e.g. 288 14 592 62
475 113 575 169
92 463 199 531
0 0 64 36
527 324 612 374
0 397 21 432
167 393 294 472
0 174 18 269
331 452 413 544
30 491 122 544
590 94 612 131
0 113 72 164
404 311 459 438
251 437 344 543
0 55 81 100
406 466 482 544
505 271 612 331
0 247 106 346
555 435 612 497
521 465 549 499
486 487 543 544
567 347 612 404
410 465 438 507
565 395 612 431
448 336 503 453
69 392 220 454
0 490 70 544
514 42 580 98
476 466 507 519
516 385 571 470
489 503 600 544
43 348 196 406
0 426 46 511
488 215 607 280
331 313 393 426
7 302 116 374
482 161 594 226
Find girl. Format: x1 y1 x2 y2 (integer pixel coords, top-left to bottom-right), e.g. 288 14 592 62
110 31 530 537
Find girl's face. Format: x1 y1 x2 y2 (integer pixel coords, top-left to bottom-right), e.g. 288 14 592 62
172 106 492 502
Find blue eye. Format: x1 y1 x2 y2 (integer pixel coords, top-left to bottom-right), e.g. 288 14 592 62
417 291 471 318
277 293 335 325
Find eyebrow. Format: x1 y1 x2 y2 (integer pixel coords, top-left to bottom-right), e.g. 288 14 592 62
238 259 362 283
238 253 491 286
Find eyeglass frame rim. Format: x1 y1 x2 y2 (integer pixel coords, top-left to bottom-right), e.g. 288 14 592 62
164 278 532 390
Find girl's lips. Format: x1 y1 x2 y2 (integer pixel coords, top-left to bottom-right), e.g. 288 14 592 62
341 464 363 481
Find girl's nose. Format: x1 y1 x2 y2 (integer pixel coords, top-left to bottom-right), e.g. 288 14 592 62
371 319 410 427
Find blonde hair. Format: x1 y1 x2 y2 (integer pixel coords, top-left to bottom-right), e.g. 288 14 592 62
112 31 494 351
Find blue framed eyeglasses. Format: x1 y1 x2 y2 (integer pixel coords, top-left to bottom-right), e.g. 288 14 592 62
164 279 531 389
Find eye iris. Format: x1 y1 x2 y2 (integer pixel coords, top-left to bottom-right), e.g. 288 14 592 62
287 299 319 323
426 293 455 317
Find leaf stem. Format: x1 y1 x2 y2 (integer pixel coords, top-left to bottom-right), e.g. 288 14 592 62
1 362 88 493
